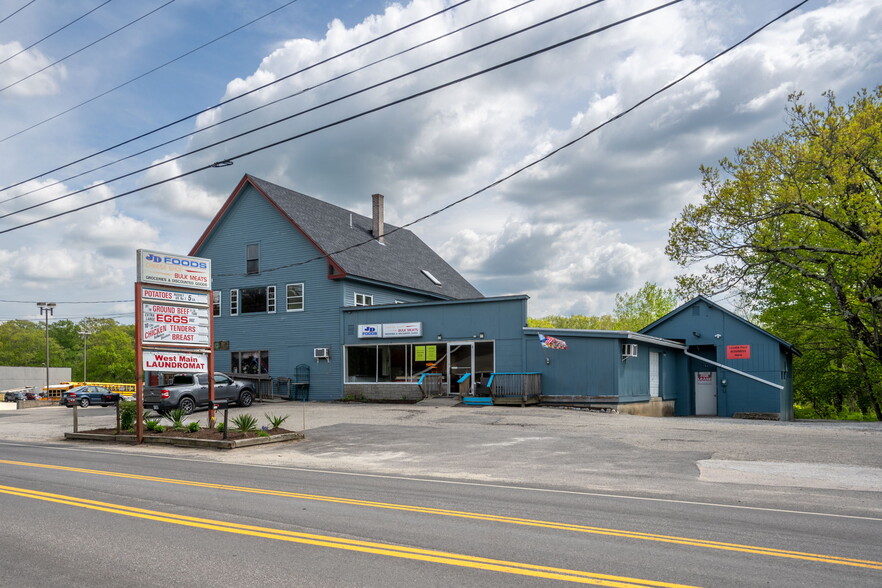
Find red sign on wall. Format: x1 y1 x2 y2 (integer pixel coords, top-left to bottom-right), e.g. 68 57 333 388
726 345 751 359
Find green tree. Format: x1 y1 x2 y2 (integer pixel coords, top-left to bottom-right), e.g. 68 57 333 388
667 87 882 419
527 314 617 330
85 323 136 382
528 282 676 331
0 320 60 367
612 282 678 331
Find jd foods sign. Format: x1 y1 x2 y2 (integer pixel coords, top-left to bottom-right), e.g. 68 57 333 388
137 249 211 291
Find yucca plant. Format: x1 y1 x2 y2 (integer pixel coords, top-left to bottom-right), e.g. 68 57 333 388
231 413 259 433
163 408 189 430
264 413 290 429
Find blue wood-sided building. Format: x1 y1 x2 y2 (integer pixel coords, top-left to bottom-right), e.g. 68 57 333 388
189 175 798 419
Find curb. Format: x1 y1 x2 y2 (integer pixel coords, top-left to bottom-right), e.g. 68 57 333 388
64 431 303 450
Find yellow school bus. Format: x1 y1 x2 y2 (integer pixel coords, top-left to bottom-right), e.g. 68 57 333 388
43 382 136 400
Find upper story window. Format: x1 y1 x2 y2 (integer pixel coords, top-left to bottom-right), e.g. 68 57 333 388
287 283 304 312
246 243 260 274
267 285 276 313
232 286 276 314
213 291 221 317
354 293 373 307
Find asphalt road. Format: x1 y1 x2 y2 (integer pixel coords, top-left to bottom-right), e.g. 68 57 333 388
0 401 880 586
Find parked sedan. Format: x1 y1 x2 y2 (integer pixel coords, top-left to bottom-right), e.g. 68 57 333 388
4 391 27 402
60 386 120 408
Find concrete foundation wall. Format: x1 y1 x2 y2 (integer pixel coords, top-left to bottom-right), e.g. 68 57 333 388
0 366 72 392
344 383 424 402
541 396 675 417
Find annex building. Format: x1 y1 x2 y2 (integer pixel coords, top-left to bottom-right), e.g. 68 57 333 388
189 175 798 420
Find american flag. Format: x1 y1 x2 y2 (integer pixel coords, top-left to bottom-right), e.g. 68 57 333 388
538 333 568 350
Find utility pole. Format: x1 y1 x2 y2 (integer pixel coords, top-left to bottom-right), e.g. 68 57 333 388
79 329 91 381
37 302 56 396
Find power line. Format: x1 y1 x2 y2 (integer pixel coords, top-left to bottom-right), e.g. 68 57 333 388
0 0 813 316
0 0 475 195
1 0 613 219
0 0 303 145
2 0 536 206
215 0 811 276
0 0 688 234
0 299 133 304
0 0 37 26
0 0 177 94
0 0 114 67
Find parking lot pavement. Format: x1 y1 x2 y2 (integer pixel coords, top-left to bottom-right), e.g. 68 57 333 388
2 401 880 509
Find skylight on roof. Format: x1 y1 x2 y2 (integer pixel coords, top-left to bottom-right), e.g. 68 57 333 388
421 269 442 286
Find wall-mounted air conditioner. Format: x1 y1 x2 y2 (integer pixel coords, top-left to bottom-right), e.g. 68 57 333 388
314 347 330 360
622 343 638 358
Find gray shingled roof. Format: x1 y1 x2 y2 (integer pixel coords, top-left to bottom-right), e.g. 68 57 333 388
248 175 483 300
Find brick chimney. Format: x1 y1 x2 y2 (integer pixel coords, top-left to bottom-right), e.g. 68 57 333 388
372 193 384 243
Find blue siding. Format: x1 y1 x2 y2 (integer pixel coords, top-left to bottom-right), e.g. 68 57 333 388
194 185 470 400
642 298 794 418
342 282 430 306
196 185 344 400
342 297 528 377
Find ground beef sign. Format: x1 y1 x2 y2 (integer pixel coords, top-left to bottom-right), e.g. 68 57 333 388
141 303 210 346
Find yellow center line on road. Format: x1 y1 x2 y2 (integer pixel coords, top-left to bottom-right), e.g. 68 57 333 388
0 484 695 588
2 459 881 572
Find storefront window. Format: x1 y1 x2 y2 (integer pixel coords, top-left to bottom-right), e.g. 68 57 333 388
346 346 377 382
231 350 269 374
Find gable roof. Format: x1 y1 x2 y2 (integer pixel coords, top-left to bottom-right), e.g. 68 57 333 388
191 175 483 300
639 295 800 356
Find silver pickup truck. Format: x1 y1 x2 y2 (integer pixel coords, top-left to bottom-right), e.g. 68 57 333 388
142 372 255 414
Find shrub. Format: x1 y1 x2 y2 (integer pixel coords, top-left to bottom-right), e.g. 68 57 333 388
232 413 259 433
216 422 225 433
145 419 161 431
120 401 137 430
188 421 201 432
265 413 289 429
153 425 166 433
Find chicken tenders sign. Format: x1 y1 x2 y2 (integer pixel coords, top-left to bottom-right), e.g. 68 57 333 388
142 302 210 346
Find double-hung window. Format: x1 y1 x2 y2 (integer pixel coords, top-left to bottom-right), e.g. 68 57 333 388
212 291 222 317
286 283 304 311
246 243 260 274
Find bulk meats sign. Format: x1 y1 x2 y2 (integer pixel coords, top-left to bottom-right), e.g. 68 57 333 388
142 351 208 373
137 249 211 291
142 303 210 345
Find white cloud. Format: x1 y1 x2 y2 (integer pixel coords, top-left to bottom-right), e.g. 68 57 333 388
0 0 880 323
0 42 66 96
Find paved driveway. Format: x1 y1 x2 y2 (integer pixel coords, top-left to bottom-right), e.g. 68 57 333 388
2 400 880 513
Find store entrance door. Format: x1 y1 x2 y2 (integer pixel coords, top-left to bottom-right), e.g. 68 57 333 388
448 343 473 396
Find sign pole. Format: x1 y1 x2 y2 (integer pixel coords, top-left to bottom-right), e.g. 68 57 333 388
135 283 144 444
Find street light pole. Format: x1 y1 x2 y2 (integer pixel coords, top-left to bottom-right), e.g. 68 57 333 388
79 329 91 382
37 302 56 396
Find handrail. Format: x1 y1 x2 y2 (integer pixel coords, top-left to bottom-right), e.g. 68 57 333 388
486 372 541 388
457 372 471 384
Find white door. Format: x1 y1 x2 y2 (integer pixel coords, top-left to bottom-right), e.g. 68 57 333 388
649 352 660 397
695 371 717 415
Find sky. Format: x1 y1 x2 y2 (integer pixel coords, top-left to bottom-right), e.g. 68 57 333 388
0 0 880 326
